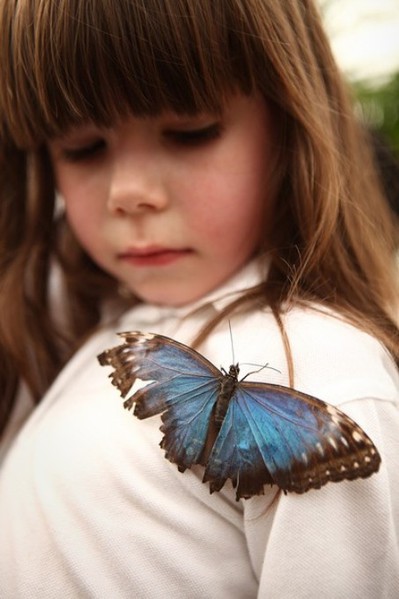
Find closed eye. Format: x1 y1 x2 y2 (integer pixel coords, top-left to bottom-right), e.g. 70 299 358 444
60 139 106 162
164 123 222 147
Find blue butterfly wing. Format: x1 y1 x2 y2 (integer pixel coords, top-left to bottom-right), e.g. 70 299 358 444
202 397 275 498
204 381 381 499
98 332 222 469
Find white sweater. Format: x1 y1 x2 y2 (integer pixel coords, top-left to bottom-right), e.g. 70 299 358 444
1 262 398 598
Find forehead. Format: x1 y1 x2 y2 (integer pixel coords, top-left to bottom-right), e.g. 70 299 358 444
0 0 261 148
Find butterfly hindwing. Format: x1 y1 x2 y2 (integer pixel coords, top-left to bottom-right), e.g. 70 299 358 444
202 396 275 498
98 332 222 467
157 376 220 470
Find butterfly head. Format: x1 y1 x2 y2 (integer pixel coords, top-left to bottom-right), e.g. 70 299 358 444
220 364 240 379
228 364 240 380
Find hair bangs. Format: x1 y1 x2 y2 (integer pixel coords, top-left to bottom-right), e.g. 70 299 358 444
0 0 261 148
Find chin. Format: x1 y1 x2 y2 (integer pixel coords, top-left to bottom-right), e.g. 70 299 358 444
133 284 205 308
128 271 231 307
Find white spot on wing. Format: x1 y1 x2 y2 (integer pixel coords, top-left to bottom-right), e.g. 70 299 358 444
137 332 155 343
340 436 350 449
328 437 338 451
352 430 364 443
316 442 324 456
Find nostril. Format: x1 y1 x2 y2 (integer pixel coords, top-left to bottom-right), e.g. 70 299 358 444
108 197 161 215
107 187 168 214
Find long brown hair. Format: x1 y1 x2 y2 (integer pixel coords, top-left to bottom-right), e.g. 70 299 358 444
0 0 398 437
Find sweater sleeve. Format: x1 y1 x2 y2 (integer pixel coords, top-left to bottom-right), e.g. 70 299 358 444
233 306 399 599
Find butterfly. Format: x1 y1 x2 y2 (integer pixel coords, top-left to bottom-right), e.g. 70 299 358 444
98 331 381 500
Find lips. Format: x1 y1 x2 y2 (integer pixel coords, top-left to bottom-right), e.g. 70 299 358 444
118 246 192 266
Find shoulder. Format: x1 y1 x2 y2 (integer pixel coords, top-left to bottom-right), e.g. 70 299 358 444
199 304 399 407
284 305 398 404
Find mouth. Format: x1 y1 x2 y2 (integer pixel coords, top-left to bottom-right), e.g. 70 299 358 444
118 246 192 267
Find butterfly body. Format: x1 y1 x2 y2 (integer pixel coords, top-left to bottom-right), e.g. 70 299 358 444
98 331 381 500
213 365 239 427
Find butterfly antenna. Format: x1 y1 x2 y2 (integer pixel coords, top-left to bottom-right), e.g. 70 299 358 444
227 321 281 378
241 362 280 372
240 363 281 381
228 320 236 364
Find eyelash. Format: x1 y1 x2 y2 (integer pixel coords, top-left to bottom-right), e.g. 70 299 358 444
60 123 222 163
165 123 222 145
61 140 105 162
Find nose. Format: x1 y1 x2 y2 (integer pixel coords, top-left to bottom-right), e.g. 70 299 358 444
107 153 168 215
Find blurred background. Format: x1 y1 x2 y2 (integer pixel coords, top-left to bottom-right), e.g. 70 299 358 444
319 0 399 157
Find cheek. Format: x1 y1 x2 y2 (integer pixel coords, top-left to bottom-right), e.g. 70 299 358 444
56 173 105 247
56 193 103 263
185 169 268 248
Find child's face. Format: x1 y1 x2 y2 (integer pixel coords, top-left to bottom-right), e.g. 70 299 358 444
48 93 277 306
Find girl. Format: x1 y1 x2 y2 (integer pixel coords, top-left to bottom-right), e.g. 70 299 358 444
0 0 398 597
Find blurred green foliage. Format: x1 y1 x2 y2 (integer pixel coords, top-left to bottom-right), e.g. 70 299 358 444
353 73 399 158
